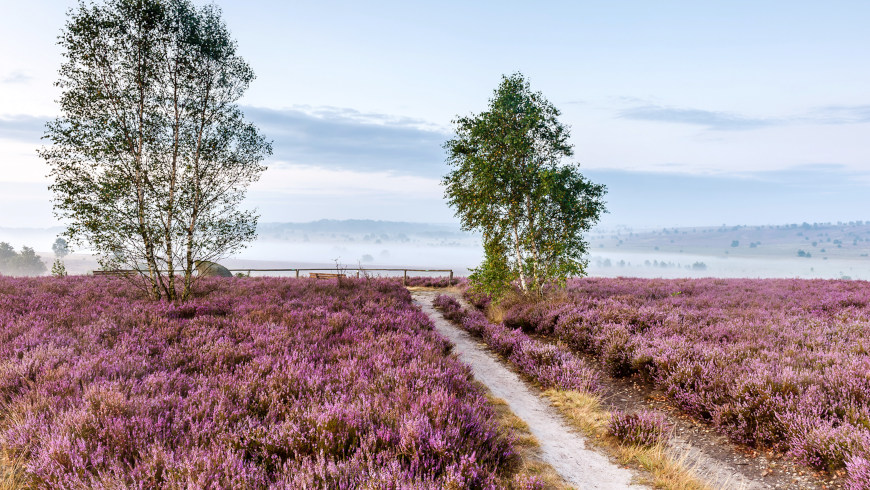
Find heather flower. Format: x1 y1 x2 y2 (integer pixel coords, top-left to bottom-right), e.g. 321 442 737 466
608 410 670 448
434 294 600 394
0 276 513 486
490 277 870 480
846 456 870 490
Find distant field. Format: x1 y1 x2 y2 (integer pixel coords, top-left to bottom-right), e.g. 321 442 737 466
587 221 870 279
589 221 870 259
4 219 869 279
0 277 514 487
495 277 870 479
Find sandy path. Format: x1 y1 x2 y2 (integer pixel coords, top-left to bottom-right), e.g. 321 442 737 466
413 291 642 490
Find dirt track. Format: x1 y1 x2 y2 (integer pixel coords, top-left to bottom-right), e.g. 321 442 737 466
413 291 641 489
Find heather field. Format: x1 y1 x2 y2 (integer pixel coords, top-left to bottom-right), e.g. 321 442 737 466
0 276 520 488
487 277 870 486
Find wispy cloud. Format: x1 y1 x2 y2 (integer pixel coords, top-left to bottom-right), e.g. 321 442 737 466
620 106 776 130
620 103 870 131
1 71 32 84
805 105 870 125
0 114 46 141
253 164 441 198
733 163 870 188
0 107 453 178
243 106 449 177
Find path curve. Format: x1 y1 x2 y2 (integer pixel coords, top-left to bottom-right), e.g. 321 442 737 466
413 291 642 490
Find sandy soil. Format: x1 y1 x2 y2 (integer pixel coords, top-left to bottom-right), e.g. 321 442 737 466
413 291 642 490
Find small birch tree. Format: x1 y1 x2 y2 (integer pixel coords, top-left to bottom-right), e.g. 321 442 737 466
443 73 606 297
41 0 271 301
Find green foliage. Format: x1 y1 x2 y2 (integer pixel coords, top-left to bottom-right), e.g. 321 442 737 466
468 233 516 299
40 0 271 301
51 259 68 277
52 237 70 258
443 73 606 298
0 242 47 276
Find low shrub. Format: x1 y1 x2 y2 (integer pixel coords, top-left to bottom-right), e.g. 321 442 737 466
846 456 870 490
608 410 670 448
434 294 599 395
0 277 514 487
403 276 465 288
494 277 870 481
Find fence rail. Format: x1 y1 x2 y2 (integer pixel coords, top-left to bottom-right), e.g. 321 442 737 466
93 268 455 286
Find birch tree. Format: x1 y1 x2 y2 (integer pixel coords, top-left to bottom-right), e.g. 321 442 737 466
41 0 271 300
443 73 606 297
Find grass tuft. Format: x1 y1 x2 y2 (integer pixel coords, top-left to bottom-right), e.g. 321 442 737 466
0 452 26 490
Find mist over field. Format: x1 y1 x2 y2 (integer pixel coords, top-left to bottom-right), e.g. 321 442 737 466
3 219 867 280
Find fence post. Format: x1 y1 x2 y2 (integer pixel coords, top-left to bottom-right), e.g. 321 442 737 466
356 270 360 278
295 269 299 278
449 270 453 285
403 270 407 286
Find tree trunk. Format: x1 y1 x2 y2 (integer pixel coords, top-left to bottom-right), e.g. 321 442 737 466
512 223 527 293
182 72 213 302
134 40 161 301
525 195 541 295
164 60 182 301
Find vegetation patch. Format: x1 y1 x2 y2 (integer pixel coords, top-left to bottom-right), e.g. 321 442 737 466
0 276 528 487
482 277 870 487
434 294 712 489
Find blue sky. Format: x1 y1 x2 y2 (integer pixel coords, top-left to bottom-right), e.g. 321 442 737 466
1 0 868 229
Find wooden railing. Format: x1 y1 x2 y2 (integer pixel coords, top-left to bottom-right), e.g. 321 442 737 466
93 268 455 286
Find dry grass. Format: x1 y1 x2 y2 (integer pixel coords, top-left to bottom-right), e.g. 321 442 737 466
486 303 506 323
0 450 26 490
545 390 713 490
486 394 573 489
0 400 29 489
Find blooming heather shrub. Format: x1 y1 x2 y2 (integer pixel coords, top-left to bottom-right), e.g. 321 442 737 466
0 276 515 487
847 456 870 490
608 410 669 448
403 276 466 288
783 416 870 472
511 473 547 489
502 302 545 333
433 294 464 322
462 288 493 310
433 294 599 394
500 277 870 478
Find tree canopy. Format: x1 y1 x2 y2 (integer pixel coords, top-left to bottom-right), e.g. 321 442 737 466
41 0 271 300
52 237 70 259
0 243 47 276
443 73 606 297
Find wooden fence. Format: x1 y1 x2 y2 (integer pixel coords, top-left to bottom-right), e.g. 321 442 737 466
94 268 454 286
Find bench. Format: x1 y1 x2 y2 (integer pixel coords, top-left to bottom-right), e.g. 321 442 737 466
309 272 346 279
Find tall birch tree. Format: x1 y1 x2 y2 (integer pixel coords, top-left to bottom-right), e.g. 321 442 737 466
443 73 606 297
41 0 271 301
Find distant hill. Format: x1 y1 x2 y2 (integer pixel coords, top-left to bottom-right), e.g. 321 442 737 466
589 220 870 261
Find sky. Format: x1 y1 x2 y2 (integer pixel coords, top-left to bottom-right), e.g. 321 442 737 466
1 0 869 230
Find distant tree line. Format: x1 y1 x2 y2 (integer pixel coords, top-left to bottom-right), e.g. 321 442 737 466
0 243 47 276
